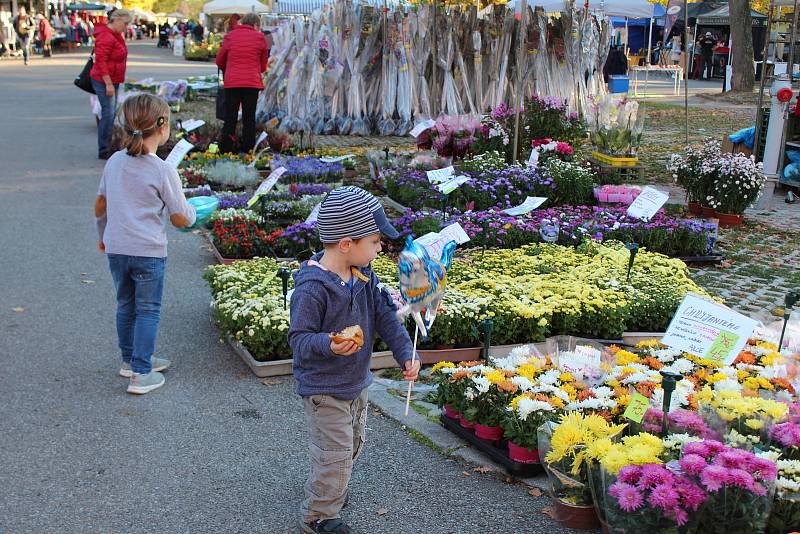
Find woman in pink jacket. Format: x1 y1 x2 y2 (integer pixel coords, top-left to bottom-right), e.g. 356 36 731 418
90 8 131 160
215 12 268 154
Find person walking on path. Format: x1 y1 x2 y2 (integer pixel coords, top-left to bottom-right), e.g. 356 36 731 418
90 8 131 160
37 13 52 57
288 186 420 534
13 7 33 65
94 94 196 395
700 31 717 80
215 12 268 154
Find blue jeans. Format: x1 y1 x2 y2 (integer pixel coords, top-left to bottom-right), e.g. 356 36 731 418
91 78 119 156
107 254 166 374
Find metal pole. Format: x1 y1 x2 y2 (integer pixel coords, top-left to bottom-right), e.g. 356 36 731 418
646 16 654 66
777 0 800 178
683 0 689 144
511 0 526 163
754 3 775 159
431 0 438 117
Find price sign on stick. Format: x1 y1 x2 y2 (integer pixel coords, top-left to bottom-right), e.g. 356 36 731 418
626 186 669 221
180 119 205 132
426 166 455 184
661 293 757 365
164 139 194 169
436 175 470 195
409 119 436 138
623 392 650 423
255 131 268 148
503 196 548 216
247 167 287 207
319 155 355 163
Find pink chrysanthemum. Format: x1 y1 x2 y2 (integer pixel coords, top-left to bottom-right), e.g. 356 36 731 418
752 457 778 482
682 441 710 458
610 482 644 512
648 483 680 510
677 481 707 511
728 468 756 492
618 465 643 485
638 464 673 489
700 465 731 492
679 454 708 476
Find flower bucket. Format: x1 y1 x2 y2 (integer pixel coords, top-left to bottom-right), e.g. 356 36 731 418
552 497 601 530
507 441 540 463
459 415 476 430
474 423 504 441
443 403 461 420
687 201 703 215
701 206 717 218
716 212 743 228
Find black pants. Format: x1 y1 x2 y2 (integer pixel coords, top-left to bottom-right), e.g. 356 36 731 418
221 87 259 154
702 54 714 79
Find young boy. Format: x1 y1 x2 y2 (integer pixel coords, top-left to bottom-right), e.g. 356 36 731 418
289 186 420 534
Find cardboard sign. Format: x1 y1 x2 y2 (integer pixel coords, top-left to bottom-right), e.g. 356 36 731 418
426 166 455 184
319 154 355 163
626 186 669 221
255 131 268 148
414 223 470 260
503 196 548 216
305 203 322 224
247 167 287 207
180 119 205 132
623 392 650 423
436 175 471 195
164 139 194 169
410 119 436 138
661 293 758 365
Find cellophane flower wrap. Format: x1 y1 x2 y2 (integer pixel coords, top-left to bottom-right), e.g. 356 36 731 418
679 440 777 534
696 388 789 451
539 412 626 506
767 422 800 461
767 458 800 534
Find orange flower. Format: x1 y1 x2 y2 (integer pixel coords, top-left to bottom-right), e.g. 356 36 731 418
450 370 472 382
459 361 481 368
577 389 596 401
734 351 756 366
641 356 664 370
532 393 550 403
613 386 628 399
503 370 516 378
498 380 518 394
635 381 658 398
773 378 796 394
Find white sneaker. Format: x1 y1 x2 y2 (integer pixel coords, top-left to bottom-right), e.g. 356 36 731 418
119 357 171 378
127 371 165 395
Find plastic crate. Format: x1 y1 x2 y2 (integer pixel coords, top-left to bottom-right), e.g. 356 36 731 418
590 150 639 167
608 75 630 94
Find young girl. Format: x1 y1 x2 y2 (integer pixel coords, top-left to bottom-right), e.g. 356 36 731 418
94 94 196 395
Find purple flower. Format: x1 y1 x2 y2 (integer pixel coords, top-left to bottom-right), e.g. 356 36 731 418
618 465 642 485
682 442 711 459
676 480 707 511
700 465 731 492
679 454 708 476
609 482 645 512
638 464 674 489
647 483 680 510
727 469 756 492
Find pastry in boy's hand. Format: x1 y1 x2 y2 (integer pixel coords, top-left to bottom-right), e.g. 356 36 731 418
329 325 364 348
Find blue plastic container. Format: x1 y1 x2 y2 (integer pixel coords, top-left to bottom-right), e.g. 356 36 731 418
182 196 219 231
608 75 629 94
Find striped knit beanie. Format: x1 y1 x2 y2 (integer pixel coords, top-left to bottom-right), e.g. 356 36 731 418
317 186 400 244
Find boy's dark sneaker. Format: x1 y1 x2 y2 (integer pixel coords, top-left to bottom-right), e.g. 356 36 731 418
300 518 353 534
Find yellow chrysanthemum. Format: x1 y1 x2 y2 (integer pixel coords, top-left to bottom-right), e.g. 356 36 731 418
560 372 575 383
745 418 765 431
483 369 506 385
431 361 455 374
614 350 640 366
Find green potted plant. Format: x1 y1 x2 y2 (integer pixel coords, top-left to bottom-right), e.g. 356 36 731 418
703 152 764 227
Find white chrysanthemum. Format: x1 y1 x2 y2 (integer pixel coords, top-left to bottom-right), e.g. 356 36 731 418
539 369 561 386
652 348 681 363
759 364 789 380
592 386 613 399
517 398 555 420
471 376 490 394
532 384 570 402
621 371 661 385
714 378 743 393
511 376 534 392
566 397 617 411
663 433 703 451
662 358 694 375
465 388 476 401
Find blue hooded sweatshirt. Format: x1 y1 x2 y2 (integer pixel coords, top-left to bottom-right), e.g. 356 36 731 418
288 255 414 400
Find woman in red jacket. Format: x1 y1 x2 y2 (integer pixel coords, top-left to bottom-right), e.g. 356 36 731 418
90 8 131 160
215 12 268 154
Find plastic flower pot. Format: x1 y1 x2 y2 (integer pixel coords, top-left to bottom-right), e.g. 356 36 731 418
507 441 540 463
443 403 461 420
552 497 601 530
459 415 476 430
597 192 609 202
716 212 743 228
701 205 717 218
474 423 504 441
607 193 622 203
687 201 703 215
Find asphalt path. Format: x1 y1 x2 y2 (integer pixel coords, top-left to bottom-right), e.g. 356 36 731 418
0 41 581 534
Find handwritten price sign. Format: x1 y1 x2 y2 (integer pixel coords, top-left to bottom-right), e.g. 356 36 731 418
705 330 740 364
623 392 650 423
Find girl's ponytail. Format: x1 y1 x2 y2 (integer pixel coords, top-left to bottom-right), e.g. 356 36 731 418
118 94 171 157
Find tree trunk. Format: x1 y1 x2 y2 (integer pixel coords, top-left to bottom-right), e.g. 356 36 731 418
729 0 755 92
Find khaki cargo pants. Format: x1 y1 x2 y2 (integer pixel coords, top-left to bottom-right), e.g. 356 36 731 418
301 388 368 523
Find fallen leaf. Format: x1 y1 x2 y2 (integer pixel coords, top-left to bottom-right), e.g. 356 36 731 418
504 476 515 484
80 272 88 276
462 471 471 477
12 307 24 313
540 506 556 519
376 508 388 516
236 370 249 379
80 279 96 284
528 487 543 497
261 377 283 386
473 466 493 474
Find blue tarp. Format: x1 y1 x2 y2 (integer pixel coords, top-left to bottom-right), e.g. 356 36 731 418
611 5 666 54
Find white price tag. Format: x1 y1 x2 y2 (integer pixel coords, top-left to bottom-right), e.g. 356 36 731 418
255 131 268 148
413 223 469 260
662 293 758 365
527 149 540 168
626 186 669 221
180 119 205 132
319 154 355 163
410 119 436 138
503 196 548 216
439 222 470 245
247 167 287 207
426 166 455 184
436 175 470 195
164 139 194 169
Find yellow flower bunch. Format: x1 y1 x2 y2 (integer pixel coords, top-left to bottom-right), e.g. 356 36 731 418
613 349 640 366
483 368 507 385
431 361 456 374
545 412 626 475
701 388 789 422
599 433 664 475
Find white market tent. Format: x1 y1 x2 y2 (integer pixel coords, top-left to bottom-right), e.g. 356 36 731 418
508 0 658 18
203 0 269 14
166 11 188 19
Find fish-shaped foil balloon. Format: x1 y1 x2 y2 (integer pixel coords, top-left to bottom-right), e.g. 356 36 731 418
397 235 456 338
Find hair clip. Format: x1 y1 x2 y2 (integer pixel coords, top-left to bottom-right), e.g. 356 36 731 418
132 129 142 136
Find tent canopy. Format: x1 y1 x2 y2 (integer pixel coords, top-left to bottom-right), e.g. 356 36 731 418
67 2 109 11
696 4 767 26
166 11 188 18
270 0 324 14
203 0 269 14
507 0 659 18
